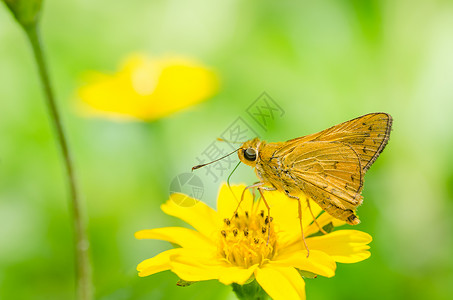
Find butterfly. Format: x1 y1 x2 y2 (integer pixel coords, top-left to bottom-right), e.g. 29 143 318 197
194 112 392 254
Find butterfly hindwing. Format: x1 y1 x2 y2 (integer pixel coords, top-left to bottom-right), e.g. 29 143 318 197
283 141 363 210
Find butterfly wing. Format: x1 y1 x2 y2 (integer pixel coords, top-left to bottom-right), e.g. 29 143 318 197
278 113 392 172
259 140 364 224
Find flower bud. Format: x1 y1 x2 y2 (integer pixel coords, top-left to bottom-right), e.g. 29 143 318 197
2 0 42 28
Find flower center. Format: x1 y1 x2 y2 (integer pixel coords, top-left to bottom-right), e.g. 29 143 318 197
217 210 277 268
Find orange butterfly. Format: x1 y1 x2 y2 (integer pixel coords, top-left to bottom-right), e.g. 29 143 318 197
194 112 393 254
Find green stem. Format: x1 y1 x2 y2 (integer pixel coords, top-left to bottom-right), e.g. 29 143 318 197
23 24 92 300
232 281 270 300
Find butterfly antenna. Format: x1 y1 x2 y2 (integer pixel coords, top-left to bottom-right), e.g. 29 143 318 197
192 147 241 171
217 137 245 144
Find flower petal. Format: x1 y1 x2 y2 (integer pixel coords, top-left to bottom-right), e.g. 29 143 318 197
307 230 372 263
137 248 182 277
265 192 321 226
149 57 218 120
304 211 346 237
255 266 306 300
252 191 299 248
217 264 258 285
170 250 256 284
135 227 216 252
78 54 218 121
161 199 221 239
271 249 336 278
264 192 327 245
169 251 223 282
217 184 254 219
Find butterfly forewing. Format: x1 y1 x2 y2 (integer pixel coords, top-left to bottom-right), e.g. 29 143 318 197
280 113 392 172
255 140 365 224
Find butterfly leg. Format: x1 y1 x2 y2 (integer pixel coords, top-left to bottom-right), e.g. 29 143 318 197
285 190 310 257
249 183 275 204
261 186 277 192
257 187 272 245
306 198 328 235
232 182 264 220
297 197 310 257
251 188 256 202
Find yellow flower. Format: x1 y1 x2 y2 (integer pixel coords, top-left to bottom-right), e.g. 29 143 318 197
136 184 372 300
77 54 218 121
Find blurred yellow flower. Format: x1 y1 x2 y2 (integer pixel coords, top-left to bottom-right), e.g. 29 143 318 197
78 54 218 121
136 184 372 300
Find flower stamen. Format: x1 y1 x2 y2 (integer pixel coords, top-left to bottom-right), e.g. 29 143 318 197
218 211 277 268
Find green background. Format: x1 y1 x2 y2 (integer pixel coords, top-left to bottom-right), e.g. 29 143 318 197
1 0 453 299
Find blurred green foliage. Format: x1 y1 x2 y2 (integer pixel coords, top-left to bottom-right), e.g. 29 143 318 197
1 0 453 299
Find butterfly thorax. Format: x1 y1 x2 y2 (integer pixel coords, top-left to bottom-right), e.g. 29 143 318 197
254 141 301 194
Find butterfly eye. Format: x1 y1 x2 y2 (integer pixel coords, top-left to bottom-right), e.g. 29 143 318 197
244 148 257 161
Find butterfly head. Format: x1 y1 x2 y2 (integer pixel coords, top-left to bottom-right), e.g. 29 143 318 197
238 138 261 167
